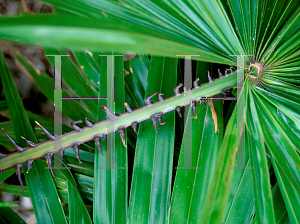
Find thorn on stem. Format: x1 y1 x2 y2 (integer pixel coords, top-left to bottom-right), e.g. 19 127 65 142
2 128 25 152
94 136 104 156
71 120 83 131
84 118 94 127
145 92 158 106
73 143 82 163
15 164 24 192
45 153 55 179
174 83 183 96
35 121 56 140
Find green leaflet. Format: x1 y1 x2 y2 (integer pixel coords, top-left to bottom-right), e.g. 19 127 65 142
169 62 224 223
198 105 237 223
0 199 26 224
246 85 275 224
13 53 91 122
0 14 236 65
93 55 128 224
0 0 299 223
128 56 177 224
169 101 223 223
0 48 67 224
44 48 99 120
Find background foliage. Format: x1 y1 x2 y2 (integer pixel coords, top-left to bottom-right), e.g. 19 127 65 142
0 0 299 223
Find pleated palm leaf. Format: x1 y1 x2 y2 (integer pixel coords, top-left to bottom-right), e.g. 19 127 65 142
0 0 299 224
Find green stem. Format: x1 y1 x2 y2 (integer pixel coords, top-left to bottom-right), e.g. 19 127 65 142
0 73 237 170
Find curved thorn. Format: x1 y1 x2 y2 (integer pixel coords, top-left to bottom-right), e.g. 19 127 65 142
60 148 65 160
208 71 213 83
100 106 118 120
227 89 231 96
174 83 183 96
15 164 24 191
103 135 106 140
150 115 158 133
157 113 165 125
71 120 83 131
145 92 158 106
192 101 197 119
118 127 127 147
201 99 207 107
94 136 104 156
218 69 223 79
176 106 182 117
73 143 82 163
225 69 230 76
45 153 55 179
221 88 231 97
132 122 138 134
95 136 104 155
35 121 55 140
26 159 33 173
193 78 199 89
158 93 164 102
21 136 37 147
124 102 133 113
230 67 234 74
2 128 25 152
84 118 94 127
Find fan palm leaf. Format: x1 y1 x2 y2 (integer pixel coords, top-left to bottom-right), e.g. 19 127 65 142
0 0 299 223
